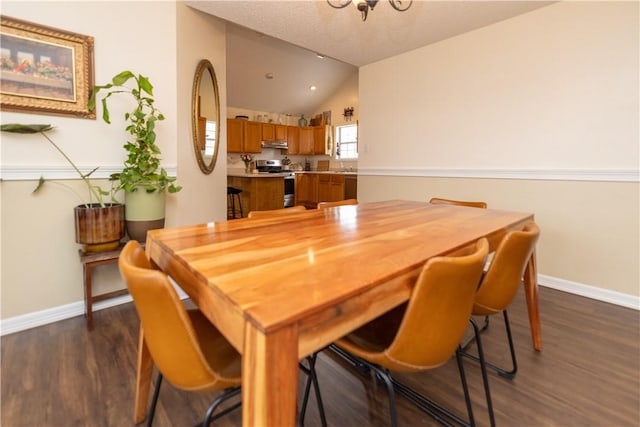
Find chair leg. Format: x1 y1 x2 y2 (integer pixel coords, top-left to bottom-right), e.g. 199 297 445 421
334 345 473 427
202 386 242 427
461 311 518 380
469 318 496 427
352 359 399 427
375 366 398 427
299 354 327 427
392 377 468 427
461 316 489 349
456 348 476 427
500 311 518 379
146 373 163 427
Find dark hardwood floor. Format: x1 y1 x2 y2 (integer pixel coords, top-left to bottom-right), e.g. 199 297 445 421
2 286 639 426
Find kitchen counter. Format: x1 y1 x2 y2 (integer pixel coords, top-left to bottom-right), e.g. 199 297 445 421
227 170 357 178
293 170 358 176
227 171 294 178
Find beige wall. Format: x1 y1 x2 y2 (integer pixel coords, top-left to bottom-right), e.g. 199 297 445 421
358 2 639 297
1 1 228 319
359 176 639 296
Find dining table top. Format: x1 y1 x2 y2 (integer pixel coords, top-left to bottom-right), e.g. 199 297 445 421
145 199 534 352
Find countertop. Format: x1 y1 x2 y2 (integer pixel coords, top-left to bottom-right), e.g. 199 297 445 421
227 171 294 178
227 170 357 178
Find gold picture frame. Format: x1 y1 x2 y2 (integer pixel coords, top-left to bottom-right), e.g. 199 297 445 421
0 16 95 119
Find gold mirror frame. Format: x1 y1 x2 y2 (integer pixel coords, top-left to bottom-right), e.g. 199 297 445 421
191 59 220 174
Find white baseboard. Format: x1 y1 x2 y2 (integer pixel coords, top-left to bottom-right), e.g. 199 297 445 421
0 281 189 336
1 276 637 336
538 275 639 310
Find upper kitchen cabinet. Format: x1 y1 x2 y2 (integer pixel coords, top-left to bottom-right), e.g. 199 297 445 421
261 123 275 141
261 123 287 142
299 127 314 155
275 124 287 141
286 126 299 154
228 118 261 153
314 125 331 156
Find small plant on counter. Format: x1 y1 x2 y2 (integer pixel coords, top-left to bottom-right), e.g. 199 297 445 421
1 123 116 207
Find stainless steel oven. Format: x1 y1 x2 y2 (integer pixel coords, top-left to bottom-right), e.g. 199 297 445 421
284 175 295 208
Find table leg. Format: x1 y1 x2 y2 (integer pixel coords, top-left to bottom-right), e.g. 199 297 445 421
83 263 93 329
523 249 542 351
134 327 154 424
242 322 299 427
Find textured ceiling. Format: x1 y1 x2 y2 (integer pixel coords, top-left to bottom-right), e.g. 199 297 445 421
187 0 553 116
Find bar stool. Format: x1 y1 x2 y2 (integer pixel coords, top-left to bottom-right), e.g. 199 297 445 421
227 186 243 219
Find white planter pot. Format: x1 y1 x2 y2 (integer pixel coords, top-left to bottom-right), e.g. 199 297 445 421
124 189 166 242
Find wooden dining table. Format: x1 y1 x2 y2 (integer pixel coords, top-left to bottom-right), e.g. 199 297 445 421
137 199 541 426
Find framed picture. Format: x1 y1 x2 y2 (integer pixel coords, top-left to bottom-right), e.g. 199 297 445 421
0 16 95 118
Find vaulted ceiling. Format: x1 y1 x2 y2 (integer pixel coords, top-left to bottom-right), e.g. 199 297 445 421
187 1 553 115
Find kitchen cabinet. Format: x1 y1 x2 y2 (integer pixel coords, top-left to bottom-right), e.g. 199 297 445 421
299 127 314 155
295 173 318 209
295 172 356 209
318 173 345 203
345 175 358 200
227 118 261 153
261 123 275 141
261 123 287 142
275 124 287 141
227 175 285 217
313 125 330 155
286 126 299 154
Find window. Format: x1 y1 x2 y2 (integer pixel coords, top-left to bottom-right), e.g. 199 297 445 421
335 124 358 159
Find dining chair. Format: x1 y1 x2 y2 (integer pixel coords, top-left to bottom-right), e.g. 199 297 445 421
247 205 306 218
462 222 540 374
119 240 242 427
305 238 489 427
461 221 540 426
429 197 488 209
119 241 326 427
317 199 358 209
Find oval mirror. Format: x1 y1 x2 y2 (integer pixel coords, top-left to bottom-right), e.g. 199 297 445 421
191 59 220 174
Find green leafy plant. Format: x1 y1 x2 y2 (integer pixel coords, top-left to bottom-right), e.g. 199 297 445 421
1 123 116 207
89 70 181 194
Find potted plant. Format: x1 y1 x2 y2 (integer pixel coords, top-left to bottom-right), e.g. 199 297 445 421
1 123 125 252
89 70 181 242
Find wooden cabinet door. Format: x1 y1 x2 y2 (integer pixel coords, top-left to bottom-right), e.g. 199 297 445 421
227 118 244 153
275 124 287 141
295 173 318 208
318 174 345 203
287 126 299 155
317 174 332 203
245 121 262 153
261 123 275 141
313 126 327 155
329 174 345 201
299 127 314 155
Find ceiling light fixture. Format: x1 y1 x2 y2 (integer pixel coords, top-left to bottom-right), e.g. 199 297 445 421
310 85 317 91
327 0 412 22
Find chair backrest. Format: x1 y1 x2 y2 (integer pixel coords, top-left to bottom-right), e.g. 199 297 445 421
474 222 540 315
384 238 489 372
429 197 487 209
118 241 219 390
247 205 306 218
317 199 358 209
